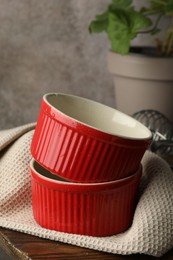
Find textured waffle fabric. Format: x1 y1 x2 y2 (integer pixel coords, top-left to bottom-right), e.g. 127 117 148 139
0 123 173 257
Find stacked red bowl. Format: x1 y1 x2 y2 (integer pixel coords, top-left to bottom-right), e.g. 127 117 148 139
30 93 152 236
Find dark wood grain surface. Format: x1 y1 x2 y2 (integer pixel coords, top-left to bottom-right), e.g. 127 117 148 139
0 227 173 260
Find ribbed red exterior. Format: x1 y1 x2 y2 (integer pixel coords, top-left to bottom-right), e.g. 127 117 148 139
30 161 142 237
31 108 149 182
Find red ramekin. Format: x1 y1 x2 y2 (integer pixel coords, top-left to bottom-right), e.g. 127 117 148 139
30 158 142 237
31 93 151 182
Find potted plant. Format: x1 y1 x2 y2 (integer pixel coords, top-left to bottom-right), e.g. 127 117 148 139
89 0 173 122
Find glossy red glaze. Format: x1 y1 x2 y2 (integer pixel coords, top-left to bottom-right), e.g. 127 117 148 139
30 159 142 237
31 93 151 183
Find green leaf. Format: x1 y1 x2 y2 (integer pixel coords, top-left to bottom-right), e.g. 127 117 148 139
89 11 108 33
150 0 167 7
112 0 132 9
95 10 109 21
89 20 108 33
149 0 165 13
129 11 153 31
109 6 130 26
107 11 136 54
165 1 173 14
106 9 152 54
149 0 173 15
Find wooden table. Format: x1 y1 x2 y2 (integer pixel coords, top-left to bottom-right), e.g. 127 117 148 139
0 227 173 260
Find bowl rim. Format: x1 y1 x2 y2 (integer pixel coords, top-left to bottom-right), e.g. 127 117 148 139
42 93 152 141
30 158 142 191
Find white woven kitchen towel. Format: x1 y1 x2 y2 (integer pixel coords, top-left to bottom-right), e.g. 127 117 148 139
0 123 173 257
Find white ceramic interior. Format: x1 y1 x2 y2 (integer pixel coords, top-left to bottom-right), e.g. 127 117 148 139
44 93 152 140
31 159 138 186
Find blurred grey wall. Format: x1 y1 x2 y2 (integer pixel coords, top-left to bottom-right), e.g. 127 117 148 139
0 0 168 129
0 0 114 129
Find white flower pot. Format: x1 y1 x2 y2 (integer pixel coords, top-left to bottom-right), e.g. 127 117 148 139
108 51 173 122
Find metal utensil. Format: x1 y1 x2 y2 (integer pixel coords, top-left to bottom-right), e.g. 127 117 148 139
132 110 173 161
